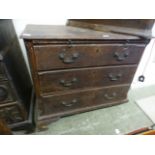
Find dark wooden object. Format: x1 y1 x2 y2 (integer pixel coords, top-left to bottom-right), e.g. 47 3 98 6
0 119 12 135
21 24 150 128
38 65 137 95
0 20 34 133
67 19 155 38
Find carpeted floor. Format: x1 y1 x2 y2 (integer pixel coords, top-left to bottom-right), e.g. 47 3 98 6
30 85 155 135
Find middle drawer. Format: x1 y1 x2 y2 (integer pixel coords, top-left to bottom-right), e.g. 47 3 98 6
38 65 137 95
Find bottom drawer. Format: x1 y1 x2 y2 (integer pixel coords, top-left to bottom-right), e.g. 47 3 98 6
39 85 130 118
0 103 26 125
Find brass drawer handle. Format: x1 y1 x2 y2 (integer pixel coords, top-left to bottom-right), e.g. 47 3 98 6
108 73 122 81
104 92 117 100
60 78 78 87
61 99 78 107
59 52 79 64
114 47 129 61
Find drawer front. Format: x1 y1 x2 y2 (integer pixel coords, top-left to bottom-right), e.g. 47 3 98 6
0 104 25 124
34 44 145 71
39 85 129 117
0 81 15 104
38 65 137 95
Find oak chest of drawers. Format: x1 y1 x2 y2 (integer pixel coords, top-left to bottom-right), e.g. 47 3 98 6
22 25 150 127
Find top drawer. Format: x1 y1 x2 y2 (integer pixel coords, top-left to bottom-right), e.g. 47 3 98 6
33 44 145 71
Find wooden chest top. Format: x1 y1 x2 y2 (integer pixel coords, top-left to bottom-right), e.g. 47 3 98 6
22 24 150 125
21 25 141 40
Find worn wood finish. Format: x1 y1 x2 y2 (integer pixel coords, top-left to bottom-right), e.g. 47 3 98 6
67 19 155 38
22 24 150 128
34 44 145 71
31 39 149 45
68 19 155 29
0 103 26 125
38 85 129 118
38 65 137 95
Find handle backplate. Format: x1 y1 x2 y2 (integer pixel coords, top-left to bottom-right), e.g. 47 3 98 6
61 99 78 107
59 51 79 64
114 47 129 61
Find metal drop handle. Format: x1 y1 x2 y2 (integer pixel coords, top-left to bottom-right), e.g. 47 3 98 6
104 92 117 100
108 73 122 81
59 78 78 87
61 99 78 107
114 47 129 61
59 52 79 64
